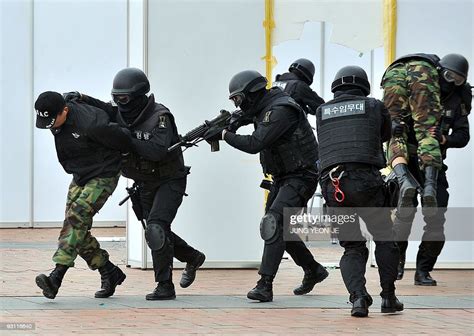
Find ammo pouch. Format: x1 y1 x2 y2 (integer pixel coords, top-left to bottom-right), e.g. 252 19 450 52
123 149 183 181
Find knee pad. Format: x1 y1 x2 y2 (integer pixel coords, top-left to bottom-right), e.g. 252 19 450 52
145 224 166 251
260 212 280 244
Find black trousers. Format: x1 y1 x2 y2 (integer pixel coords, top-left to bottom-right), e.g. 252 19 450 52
139 176 198 282
394 169 449 272
321 165 399 298
259 173 322 276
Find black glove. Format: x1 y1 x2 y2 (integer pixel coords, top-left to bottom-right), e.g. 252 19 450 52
228 110 253 132
88 123 133 153
391 119 406 137
63 91 82 102
203 126 224 143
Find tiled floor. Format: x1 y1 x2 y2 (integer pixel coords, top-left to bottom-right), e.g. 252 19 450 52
0 228 473 335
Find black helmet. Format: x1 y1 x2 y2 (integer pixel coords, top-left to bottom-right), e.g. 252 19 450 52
439 54 469 85
331 65 370 96
111 68 150 97
289 58 315 84
228 70 267 108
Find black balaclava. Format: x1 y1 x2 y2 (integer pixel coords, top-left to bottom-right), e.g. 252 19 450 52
439 77 456 97
240 89 266 116
118 95 149 124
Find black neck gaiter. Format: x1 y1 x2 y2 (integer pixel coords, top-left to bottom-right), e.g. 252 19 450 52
118 95 149 124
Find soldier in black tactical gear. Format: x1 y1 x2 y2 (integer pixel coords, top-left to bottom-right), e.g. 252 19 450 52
317 66 403 317
75 68 206 300
394 54 471 286
273 58 325 115
382 53 445 218
34 91 127 300
207 70 327 302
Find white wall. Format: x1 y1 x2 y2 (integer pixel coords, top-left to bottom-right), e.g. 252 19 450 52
2 0 472 267
0 1 33 225
142 0 266 265
397 0 473 267
1 0 129 227
396 0 474 208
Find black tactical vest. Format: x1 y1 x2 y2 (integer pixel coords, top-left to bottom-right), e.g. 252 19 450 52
274 73 308 113
259 94 318 176
273 77 299 97
316 94 386 171
120 102 184 181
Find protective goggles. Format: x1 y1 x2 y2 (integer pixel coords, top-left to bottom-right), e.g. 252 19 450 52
230 94 244 108
112 94 132 105
442 69 465 86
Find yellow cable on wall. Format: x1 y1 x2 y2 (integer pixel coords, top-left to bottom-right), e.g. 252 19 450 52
262 0 276 204
383 0 397 66
263 0 276 88
381 0 397 176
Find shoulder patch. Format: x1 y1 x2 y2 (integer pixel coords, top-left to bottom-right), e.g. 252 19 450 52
158 115 167 128
263 111 273 123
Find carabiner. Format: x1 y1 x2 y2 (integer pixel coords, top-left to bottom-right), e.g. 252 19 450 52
329 167 344 182
329 166 345 203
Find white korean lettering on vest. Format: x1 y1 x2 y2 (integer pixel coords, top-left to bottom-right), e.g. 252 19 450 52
273 81 287 90
322 100 366 120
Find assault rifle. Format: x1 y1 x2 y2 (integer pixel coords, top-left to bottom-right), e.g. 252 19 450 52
168 109 250 152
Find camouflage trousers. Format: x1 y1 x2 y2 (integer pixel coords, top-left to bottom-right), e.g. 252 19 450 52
382 60 442 169
52 175 120 269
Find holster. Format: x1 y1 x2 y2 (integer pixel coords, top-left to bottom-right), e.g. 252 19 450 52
119 184 146 229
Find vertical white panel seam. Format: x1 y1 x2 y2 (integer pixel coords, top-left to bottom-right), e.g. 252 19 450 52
143 0 148 75
29 0 35 228
370 49 375 97
142 0 149 268
126 0 130 67
320 22 325 98
126 0 130 266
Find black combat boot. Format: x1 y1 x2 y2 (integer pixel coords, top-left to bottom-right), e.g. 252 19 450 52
247 275 274 302
350 291 373 318
381 294 404 313
95 261 126 298
421 166 439 217
180 251 206 288
414 271 437 286
393 164 418 218
146 281 176 300
293 263 329 295
35 264 68 299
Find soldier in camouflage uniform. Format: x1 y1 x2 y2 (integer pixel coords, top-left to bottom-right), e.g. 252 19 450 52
34 91 128 299
381 54 444 218
393 54 471 286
